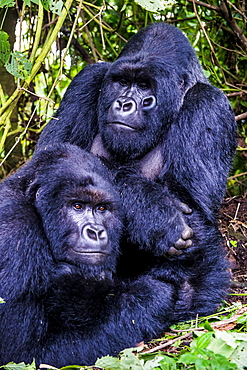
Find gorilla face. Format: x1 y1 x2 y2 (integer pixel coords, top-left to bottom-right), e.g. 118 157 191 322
27 150 122 272
63 187 116 265
98 60 160 162
97 58 186 163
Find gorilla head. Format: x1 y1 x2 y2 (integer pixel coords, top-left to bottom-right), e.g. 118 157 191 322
26 144 122 277
97 23 208 163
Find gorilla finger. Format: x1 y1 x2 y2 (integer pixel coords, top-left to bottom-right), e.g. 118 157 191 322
174 200 192 214
179 202 192 214
182 226 194 240
166 246 183 256
174 238 192 250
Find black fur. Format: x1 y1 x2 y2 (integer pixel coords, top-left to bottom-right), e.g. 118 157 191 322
5 22 235 365
0 144 176 367
37 22 236 313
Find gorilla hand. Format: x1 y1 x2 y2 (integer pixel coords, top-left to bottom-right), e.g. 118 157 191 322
166 200 193 257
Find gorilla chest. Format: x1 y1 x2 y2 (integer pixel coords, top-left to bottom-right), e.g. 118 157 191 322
91 134 163 180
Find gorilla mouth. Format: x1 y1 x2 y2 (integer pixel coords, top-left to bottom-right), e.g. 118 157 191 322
70 250 110 265
74 251 109 256
109 122 136 131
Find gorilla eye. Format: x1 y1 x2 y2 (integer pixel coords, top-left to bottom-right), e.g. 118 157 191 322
95 204 109 213
73 202 84 210
138 81 149 90
119 79 128 87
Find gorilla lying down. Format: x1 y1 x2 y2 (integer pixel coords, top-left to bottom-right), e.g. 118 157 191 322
0 144 229 367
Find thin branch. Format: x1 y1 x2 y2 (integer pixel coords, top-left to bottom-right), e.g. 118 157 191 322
186 0 247 51
60 27 94 64
0 105 37 167
185 0 217 11
81 10 98 62
235 111 247 121
19 88 54 103
219 1 247 51
227 0 247 21
192 0 227 84
228 171 247 180
143 332 193 354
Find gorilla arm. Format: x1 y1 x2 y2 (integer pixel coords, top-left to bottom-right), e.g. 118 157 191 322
162 83 237 221
0 197 53 364
114 167 194 257
38 274 177 367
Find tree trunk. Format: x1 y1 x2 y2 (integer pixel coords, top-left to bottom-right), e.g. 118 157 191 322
0 8 22 176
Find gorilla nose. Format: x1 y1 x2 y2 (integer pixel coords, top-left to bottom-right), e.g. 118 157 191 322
82 223 108 245
142 95 156 110
113 97 137 115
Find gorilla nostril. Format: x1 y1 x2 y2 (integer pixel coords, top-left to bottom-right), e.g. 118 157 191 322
98 229 107 240
111 97 137 115
123 102 133 112
87 228 97 241
83 224 108 244
114 100 122 110
142 96 156 110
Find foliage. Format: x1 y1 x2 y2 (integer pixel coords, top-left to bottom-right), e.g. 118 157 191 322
0 0 246 191
0 361 36 370
0 3 246 368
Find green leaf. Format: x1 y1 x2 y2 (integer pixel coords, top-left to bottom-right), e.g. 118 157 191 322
95 355 121 370
23 0 31 5
159 355 176 370
179 349 237 370
134 0 175 12
0 0 15 7
0 360 36 370
22 0 63 13
203 320 214 332
118 348 144 370
40 0 63 14
5 52 32 80
207 337 234 358
49 0 63 15
60 366 87 370
143 355 166 370
0 31 10 65
191 332 214 349
96 348 163 370
236 314 247 325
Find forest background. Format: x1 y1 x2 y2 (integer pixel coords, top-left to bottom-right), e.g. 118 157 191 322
0 1 247 369
0 0 246 197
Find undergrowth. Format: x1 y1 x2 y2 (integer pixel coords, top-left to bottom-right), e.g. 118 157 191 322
1 301 247 370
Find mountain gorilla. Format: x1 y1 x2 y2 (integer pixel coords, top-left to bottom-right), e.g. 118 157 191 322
0 144 229 368
0 144 177 367
36 23 237 316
